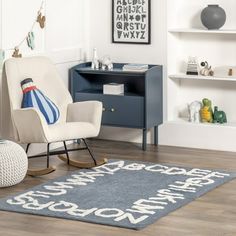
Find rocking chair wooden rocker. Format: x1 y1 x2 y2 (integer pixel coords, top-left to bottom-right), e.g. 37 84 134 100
4 56 107 176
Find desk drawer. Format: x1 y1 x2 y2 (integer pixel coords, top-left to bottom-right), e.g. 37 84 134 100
75 93 144 128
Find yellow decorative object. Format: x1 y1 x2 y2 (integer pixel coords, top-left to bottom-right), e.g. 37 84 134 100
200 98 213 123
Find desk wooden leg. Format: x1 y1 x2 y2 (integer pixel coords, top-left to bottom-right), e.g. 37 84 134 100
142 129 147 151
154 126 158 146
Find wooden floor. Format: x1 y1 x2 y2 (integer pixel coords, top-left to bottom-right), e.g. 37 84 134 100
0 140 236 236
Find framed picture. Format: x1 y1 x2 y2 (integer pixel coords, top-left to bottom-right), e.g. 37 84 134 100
112 0 151 44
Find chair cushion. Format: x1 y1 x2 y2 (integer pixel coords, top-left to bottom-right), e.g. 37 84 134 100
21 78 60 124
47 122 98 142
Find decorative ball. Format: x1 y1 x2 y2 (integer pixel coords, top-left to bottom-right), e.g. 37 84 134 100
201 5 226 30
0 140 28 188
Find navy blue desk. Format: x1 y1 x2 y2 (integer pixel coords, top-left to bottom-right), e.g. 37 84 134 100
69 62 163 150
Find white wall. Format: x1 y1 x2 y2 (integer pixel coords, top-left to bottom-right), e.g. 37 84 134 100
0 0 89 153
89 0 167 144
1 0 167 147
1 0 88 84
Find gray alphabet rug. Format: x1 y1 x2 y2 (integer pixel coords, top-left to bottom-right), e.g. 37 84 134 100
0 160 235 230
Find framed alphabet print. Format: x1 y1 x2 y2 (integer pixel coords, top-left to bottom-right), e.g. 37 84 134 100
112 0 151 44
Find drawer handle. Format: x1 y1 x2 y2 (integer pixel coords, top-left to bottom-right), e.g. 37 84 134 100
110 108 115 112
103 107 106 112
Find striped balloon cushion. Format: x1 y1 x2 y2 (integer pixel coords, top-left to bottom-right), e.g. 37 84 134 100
21 78 60 125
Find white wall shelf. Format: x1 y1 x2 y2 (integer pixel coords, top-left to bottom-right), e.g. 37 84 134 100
168 29 236 34
169 74 236 82
167 118 236 129
160 0 236 152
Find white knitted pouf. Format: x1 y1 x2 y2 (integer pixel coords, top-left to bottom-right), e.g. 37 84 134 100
0 140 28 188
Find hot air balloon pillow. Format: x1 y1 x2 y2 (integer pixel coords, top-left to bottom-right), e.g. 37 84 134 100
21 78 60 125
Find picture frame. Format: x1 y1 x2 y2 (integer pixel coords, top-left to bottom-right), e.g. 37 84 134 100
112 0 151 44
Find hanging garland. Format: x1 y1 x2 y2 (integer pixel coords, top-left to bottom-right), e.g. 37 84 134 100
1 0 46 59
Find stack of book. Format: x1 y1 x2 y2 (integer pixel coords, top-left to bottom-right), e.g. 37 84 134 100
186 57 199 75
122 64 149 72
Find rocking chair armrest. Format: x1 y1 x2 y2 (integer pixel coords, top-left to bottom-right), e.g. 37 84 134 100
67 101 103 130
12 108 49 143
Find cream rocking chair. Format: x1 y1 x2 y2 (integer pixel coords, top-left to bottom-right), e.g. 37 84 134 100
4 56 107 176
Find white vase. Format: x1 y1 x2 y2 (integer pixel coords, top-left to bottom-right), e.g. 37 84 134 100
91 48 99 69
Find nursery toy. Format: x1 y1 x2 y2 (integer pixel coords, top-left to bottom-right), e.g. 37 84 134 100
101 55 113 70
200 98 213 123
188 101 202 123
213 106 227 124
200 61 214 76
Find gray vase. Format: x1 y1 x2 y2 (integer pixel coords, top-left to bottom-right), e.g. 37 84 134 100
201 5 226 30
